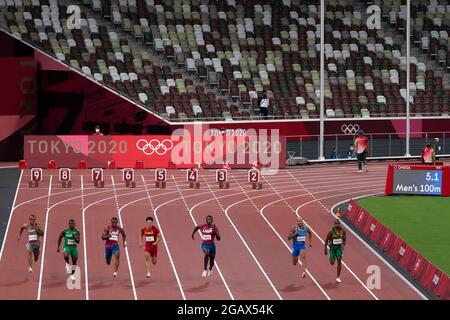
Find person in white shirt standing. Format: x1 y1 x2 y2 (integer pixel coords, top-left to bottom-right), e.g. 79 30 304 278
258 91 269 119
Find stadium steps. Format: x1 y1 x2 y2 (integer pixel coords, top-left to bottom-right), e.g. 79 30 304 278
78 1 254 121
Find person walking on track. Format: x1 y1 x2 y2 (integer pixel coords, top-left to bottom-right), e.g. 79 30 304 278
57 219 80 281
101 217 126 277
139 216 161 278
324 219 346 283
354 130 369 173
192 215 221 277
18 214 44 273
287 216 312 278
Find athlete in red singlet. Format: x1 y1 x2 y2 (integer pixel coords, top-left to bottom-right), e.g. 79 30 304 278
139 216 161 278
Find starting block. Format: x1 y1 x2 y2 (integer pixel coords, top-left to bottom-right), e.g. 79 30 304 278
92 168 104 188
29 180 39 188
187 169 200 189
29 168 42 188
218 181 230 189
155 169 167 188
125 181 136 188
59 168 71 188
252 182 263 189
62 181 72 188
123 168 136 188
216 169 229 189
248 169 262 190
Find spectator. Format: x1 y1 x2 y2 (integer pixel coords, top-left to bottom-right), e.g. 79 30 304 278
93 125 104 136
346 144 356 158
258 91 269 119
329 147 339 159
421 142 436 165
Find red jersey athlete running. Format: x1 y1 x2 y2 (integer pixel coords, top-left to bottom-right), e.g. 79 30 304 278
139 216 161 278
101 217 126 277
354 130 369 173
192 215 221 277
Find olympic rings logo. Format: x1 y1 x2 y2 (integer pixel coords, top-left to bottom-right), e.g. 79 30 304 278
341 124 360 135
136 139 174 155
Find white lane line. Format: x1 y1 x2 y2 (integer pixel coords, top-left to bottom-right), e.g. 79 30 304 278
81 174 89 300
201 176 283 300
37 175 53 300
330 197 428 300
111 176 137 300
236 175 331 300
141 175 188 300
0 169 23 261
171 176 234 300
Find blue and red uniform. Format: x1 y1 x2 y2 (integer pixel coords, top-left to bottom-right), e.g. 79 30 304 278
104 225 123 260
197 223 218 256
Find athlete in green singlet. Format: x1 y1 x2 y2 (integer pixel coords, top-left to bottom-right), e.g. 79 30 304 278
324 219 346 283
57 219 80 280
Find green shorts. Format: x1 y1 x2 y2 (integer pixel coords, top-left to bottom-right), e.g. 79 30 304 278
329 244 343 261
63 246 78 258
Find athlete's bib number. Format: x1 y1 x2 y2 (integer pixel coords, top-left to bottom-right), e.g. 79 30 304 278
67 239 76 245
145 236 155 242
109 234 118 241
202 234 212 240
29 234 38 241
297 236 306 242
333 238 343 245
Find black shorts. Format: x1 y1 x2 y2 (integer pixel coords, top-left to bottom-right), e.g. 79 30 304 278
356 152 367 161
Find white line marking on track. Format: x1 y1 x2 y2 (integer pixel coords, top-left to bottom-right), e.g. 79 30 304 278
237 175 331 300
37 175 53 300
201 176 283 300
330 197 428 300
171 175 234 300
111 176 137 300
81 174 89 300
142 175 186 300
0 169 23 261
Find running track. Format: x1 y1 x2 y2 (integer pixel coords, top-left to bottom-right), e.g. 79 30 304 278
0 163 425 300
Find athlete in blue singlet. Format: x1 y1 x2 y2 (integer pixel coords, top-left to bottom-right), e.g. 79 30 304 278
288 216 312 278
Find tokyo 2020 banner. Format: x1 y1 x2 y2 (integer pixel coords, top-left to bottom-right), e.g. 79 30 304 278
24 127 285 170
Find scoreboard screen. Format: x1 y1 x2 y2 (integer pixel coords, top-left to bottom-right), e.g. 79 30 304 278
386 164 449 196
392 170 443 195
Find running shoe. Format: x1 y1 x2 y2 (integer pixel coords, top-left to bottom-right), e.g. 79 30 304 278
70 275 76 281
146 272 151 278
66 263 71 274
28 267 32 273
358 170 362 173
302 272 306 278
207 269 213 277
113 272 117 277
336 277 342 283
202 270 208 277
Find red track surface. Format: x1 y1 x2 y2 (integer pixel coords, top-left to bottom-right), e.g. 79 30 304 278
0 164 425 300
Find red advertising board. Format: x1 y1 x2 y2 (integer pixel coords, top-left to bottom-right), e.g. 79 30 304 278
24 135 286 169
